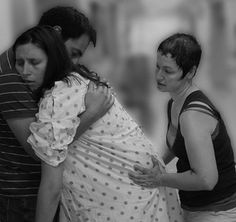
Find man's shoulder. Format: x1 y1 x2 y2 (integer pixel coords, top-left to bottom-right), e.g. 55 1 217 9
0 47 23 85
0 47 16 74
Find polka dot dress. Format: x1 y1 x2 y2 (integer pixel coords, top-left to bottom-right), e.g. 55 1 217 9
28 73 184 222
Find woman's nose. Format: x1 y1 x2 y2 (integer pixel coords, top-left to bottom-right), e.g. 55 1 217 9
22 64 31 75
21 65 31 79
72 57 80 66
155 69 163 80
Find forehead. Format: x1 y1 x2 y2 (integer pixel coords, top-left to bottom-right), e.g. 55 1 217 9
65 34 90 52
156 51 178 68
15 43 46 58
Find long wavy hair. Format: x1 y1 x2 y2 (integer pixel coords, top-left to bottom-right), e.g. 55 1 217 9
13 26 108 101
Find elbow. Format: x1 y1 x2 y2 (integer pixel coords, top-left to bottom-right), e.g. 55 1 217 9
50 182 62 200
46 184 61 205
53 190 61 203
200 174 218 191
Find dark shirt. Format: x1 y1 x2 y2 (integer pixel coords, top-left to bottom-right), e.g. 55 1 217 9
167 90 236 207
0 48 40 197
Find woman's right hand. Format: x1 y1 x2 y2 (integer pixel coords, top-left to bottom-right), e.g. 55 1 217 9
84 81 114 121
128 156 163 188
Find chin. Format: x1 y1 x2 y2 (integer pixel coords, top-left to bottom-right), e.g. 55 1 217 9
157 84 167 92
29 86 35 91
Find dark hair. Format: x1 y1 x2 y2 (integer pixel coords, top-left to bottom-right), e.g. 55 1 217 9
157 33 202 78
74 64 109 88
13 26 108 100
13 25 72 100
38 6 96 46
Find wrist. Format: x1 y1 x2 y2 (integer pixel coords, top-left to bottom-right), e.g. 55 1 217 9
82 110 96 122
158 174 164 187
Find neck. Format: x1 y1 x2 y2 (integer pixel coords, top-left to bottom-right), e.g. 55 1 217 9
171 82 192 102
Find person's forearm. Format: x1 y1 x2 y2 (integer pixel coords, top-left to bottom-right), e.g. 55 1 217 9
36 162 63 222
35 183 60 222
7 117 40 161
159 170 216 191
74 112 97 139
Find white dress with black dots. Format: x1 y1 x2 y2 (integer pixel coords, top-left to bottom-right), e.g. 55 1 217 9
28 73 183 222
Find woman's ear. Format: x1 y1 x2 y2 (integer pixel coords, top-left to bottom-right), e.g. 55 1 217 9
187 66 197 80
53 25 62 35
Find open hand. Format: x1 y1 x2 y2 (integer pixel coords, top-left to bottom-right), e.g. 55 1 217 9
84 81 114 121
128 156 163 188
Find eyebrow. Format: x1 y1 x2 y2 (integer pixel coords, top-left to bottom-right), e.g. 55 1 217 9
156 63 172 69
163 66 173 69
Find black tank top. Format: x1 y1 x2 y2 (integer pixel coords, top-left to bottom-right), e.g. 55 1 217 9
167 90 236 207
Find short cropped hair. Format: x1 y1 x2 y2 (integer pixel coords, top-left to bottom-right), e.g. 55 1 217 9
38 6 96 46
157 33 202 78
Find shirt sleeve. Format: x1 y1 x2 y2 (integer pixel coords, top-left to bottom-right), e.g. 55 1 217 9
0 49 38 119
27 76 88 166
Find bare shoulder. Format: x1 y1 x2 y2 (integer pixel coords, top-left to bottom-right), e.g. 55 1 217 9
180 109 217 135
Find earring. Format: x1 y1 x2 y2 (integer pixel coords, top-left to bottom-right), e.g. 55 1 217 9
53 25 62 34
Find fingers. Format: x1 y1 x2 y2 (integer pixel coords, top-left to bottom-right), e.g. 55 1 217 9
133 164 148 174
87 81 115 108
151 155 160 167
128 171 147 182
87 81 96 92
100 77 110 87
96 84 107 93
110 93 115 106
97 85 114 107
128 171 157 189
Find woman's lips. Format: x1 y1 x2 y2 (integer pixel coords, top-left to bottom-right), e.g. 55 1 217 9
23 79 34 84
157 82 165 86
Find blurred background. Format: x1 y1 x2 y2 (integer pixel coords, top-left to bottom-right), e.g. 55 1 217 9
1 0 236 170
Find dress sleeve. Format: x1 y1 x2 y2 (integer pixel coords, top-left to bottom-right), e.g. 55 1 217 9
27 77 88 166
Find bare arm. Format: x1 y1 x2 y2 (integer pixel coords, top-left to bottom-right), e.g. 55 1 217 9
6 82 114 160
172 110 218 190
129 110 218 191
35 161 63 222
6 117 40 160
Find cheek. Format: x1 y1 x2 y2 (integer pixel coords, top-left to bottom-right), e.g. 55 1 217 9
15 63 25 75
15 65 22 74
165 78 177 89
36 65 47 82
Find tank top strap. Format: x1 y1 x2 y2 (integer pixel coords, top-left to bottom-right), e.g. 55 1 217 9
166 99 173 149
180 90 220 120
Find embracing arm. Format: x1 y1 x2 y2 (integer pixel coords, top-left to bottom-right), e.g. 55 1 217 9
7 117 39 160
163 110 218 191
36 161 63 222
129 110 218 191
6 82 113 159
74 81 114 139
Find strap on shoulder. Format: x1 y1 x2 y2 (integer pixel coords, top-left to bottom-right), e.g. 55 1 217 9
182 101 218 120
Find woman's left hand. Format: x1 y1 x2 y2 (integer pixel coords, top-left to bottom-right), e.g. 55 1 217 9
85 81 114 119
128 156 163 188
